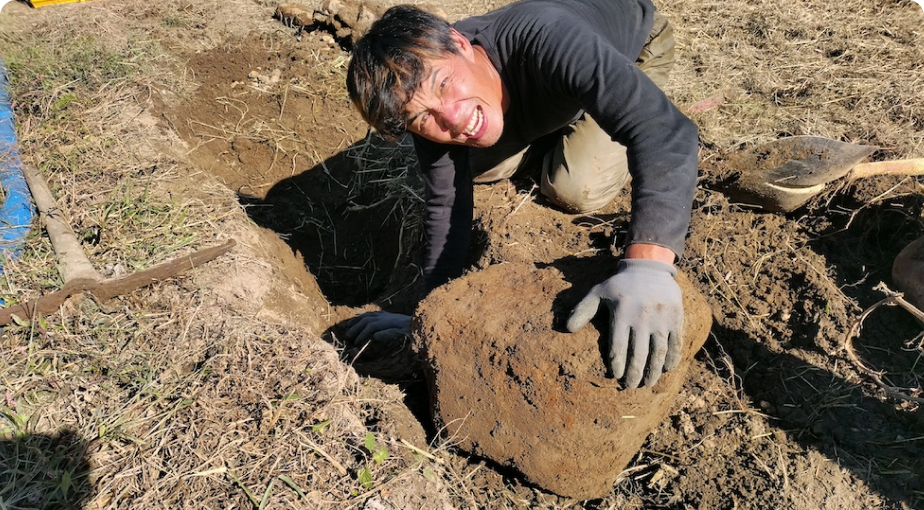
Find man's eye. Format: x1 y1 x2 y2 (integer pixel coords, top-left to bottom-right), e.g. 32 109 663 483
420 113 430 124
440 78 447 90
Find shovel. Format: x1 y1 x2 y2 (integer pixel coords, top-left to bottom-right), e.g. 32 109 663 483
721 135 924 212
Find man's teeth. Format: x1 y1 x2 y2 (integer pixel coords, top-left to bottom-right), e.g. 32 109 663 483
463 109 483 136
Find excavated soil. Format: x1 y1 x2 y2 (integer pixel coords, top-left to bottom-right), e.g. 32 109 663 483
156 2 924 508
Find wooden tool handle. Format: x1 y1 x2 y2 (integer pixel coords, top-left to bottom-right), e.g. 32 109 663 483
849 158 924 179
21 163 102 283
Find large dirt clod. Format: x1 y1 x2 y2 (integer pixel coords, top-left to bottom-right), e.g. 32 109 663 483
412 262 712 499
893 235 924 312
276 1 448 47
275 1 382 46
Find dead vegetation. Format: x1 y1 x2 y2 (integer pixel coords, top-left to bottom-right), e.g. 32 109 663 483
1 0 923 508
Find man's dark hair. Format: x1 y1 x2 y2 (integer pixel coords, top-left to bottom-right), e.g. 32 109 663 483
347 5 459 139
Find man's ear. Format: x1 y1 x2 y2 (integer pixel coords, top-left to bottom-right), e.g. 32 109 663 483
449 28 475 59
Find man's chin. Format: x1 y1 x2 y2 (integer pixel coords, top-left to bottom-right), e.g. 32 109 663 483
466 133 502 148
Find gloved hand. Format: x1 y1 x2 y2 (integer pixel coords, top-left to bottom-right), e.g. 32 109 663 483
566 259 683 388
345 311 412 343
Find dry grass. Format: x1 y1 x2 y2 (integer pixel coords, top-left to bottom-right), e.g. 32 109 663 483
343 133 426 289
0 3 451 509
1 0 924 508
663 0 924 157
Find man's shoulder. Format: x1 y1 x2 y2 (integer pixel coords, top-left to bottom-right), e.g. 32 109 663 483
456 0 649 43
455 0 584 33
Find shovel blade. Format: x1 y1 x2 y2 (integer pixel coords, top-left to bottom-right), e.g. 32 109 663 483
723 135 878 212
756 136 878 187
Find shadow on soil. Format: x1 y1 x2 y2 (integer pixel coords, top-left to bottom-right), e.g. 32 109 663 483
239 134 426 312
0 430 94 509
709 320 924 508
239 130 924 506
700 191 924 507
805 191 924 396
804 188 924 299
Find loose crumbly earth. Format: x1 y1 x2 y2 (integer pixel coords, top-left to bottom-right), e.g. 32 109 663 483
1 0 923 509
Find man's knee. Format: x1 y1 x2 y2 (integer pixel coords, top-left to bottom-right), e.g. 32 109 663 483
540 152 629 213
540 180 602 213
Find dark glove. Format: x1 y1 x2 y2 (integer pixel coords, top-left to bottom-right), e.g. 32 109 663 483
345 311 411 343
566 259 683 388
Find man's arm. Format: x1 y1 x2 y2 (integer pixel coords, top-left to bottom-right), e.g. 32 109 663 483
416 138 474 291
344 140 472 346
526 13 696 388
625 243 675 264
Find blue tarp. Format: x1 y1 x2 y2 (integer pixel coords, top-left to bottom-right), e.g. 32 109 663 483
0 56 35 268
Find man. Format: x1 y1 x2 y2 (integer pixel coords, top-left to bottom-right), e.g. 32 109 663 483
344 0 699 388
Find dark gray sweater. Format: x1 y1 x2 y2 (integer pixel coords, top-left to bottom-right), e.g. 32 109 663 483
414 0 699 290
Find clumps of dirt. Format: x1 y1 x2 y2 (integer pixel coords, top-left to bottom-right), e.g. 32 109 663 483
275 0 450 50
893 235 924 311
275 0 384 48
411 262 712 498
148 0 924 506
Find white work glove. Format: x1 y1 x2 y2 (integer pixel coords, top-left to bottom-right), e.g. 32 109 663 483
345 311 411 343
566 259 683 388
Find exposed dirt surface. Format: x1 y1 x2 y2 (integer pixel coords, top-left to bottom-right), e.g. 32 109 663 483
159 3 924 508
168 31 426 310
3 0 924 507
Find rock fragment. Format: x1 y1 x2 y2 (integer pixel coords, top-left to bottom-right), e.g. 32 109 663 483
275 0 383 47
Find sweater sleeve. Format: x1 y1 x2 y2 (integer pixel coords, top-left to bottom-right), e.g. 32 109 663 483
527 13 699 258
414 135 473 290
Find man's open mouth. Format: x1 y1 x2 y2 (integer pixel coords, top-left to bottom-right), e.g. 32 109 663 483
463 107 485 138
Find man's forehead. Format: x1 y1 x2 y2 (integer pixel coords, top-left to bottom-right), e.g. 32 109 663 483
404 57 449 105
419 52 454 77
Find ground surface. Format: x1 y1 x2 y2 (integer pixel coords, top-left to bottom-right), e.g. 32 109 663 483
1 0 924 508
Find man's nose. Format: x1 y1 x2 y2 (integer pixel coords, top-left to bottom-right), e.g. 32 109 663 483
433 103 462 134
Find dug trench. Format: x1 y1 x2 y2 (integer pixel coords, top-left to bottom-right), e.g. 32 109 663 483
163 24 924 509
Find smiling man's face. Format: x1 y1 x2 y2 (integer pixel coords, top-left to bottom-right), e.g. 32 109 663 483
404 29 508 147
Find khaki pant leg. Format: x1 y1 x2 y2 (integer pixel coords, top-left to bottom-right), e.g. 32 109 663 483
635 12 676 90
471 146 528 183
539 12 677 213
540 115 629 213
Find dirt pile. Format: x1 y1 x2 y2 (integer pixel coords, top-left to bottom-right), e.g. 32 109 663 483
412 262 712 498
893 236 924 310
276 0 382 47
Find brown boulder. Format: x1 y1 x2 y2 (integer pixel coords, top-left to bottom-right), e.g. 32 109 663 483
893 235 924 311
412 261 712 499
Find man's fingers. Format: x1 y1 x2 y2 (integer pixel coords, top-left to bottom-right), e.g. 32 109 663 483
345 315 374 340
664 328 683 372
566 292 601 332
345 312 412 344
642 330 669 387
372 328 407 343
347 311 379 327
608 314 632 380
623 328 650 389
349 319 381 343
